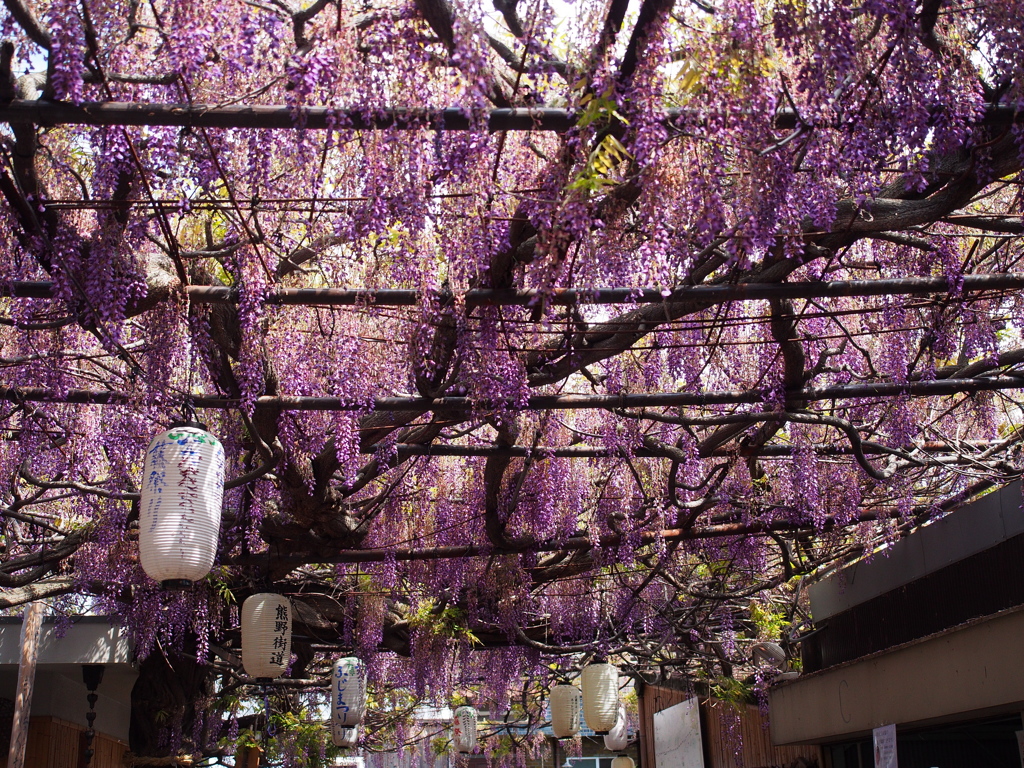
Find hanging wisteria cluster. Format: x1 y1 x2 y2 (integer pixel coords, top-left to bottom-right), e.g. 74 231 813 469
1 0 1024 763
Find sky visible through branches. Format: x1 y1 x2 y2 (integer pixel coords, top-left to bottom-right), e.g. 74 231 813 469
1 0 1024 763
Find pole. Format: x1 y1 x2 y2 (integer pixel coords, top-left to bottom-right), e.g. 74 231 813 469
0 100 1017 132
7 601 45 768
0 374 1019 412
6 272 1024 306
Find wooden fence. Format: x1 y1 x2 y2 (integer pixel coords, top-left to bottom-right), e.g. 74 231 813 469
637 683 821 768
1 717 127 768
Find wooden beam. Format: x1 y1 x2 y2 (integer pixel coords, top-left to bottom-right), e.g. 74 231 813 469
6 272 1024 306
0 375 1020 412
0 99 1017 132
7 601 45 768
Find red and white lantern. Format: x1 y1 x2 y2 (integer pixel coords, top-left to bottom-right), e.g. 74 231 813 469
452 706 477 753
603 705 629 751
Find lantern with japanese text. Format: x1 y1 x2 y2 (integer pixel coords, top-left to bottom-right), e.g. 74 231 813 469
603 705 629 751
139 424 225 588
241 593 292 680
581 661 619 734
331 723 359 748
331 657 367 728
452 706 477 753
549 684 582 739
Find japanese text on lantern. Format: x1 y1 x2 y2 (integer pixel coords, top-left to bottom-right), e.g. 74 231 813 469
269 604 290 667
334 660 363 712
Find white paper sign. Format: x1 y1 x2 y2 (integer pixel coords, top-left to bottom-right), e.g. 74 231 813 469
873 724 897 768
653 698 704 768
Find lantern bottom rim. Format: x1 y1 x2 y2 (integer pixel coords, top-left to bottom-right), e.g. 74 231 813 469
160 579 193 590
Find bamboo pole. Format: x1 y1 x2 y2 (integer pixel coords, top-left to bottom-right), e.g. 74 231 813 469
7 601 45 768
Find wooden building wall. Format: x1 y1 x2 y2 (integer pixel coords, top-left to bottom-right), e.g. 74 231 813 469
638 683 821 768
2 716 127 768
638 683 691 768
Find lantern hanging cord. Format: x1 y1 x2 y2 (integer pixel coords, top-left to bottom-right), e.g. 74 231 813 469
181 395 198 425
172 395 207 431
185 328 198 420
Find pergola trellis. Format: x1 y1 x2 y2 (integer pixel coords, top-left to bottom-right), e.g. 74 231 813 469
2 91 1023 595
1 99 1020 548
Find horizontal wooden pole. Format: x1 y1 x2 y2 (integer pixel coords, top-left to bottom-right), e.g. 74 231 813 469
4 273 1024 307
249 509 904 566
373 440 1001 458
0 100 1019 132
0 376 1020 412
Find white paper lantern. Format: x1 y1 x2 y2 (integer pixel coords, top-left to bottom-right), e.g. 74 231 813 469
549 684 582 739
331 723 359 748
241 593 292 680
603 705 629 751
611 756 635 768
139 425 225 588
581 662 619 734
331 657 367 728
452 706 477 753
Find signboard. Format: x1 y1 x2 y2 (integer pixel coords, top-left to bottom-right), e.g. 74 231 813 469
652 698 704 768
872 724 897 768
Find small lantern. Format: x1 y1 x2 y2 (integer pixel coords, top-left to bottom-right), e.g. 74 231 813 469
611 757 635 768
603 705 629 751
581 661 619 734
331 657 367 728
452 706 477 753
549 684 582 739
241 593 292 680
139 424 225 588
331 723 359 748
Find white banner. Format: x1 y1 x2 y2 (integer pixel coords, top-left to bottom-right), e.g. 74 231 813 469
872 723 897 768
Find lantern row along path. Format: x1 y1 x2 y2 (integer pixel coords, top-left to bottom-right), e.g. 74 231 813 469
136 421 371 750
